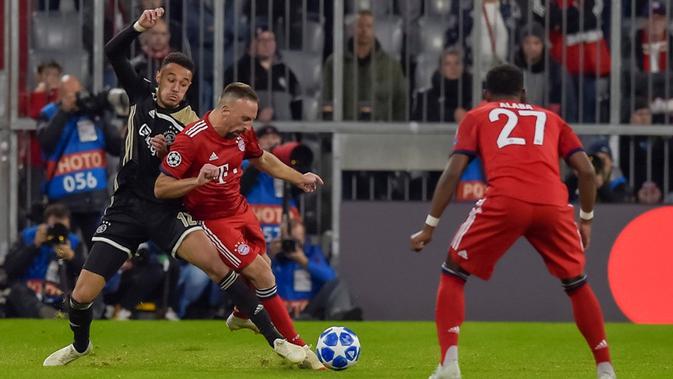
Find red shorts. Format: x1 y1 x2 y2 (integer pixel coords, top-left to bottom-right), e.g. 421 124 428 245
448 196 585 280
201 208 266 270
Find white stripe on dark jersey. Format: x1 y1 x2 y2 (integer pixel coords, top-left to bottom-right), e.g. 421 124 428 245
156 111 184 132
122 104 137 165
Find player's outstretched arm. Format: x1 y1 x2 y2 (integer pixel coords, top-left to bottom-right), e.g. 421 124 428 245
154 164 218 199
567 151 596 249
104 7 165 100
410 154 470 252
249 151 324 192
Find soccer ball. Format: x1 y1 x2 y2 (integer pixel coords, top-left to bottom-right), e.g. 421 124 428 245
315 326 361 370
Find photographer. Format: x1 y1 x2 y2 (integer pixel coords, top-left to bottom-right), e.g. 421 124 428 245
269 220 361 321
37 74 123 248
565 142 631 203
0 203 84 318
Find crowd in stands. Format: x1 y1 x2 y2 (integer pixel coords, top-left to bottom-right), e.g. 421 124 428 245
2 0 673 319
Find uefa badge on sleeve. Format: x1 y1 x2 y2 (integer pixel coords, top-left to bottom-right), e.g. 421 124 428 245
167 151 182 167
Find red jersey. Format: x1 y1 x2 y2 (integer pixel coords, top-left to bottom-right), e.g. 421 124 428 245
160 112 263 220
453 101 583 206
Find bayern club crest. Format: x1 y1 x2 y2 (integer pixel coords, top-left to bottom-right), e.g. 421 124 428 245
236 242 250 255
237 137 246 151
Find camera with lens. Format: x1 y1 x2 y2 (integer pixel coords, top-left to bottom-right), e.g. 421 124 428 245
44 223 69 246
131 242 152 266
588 153 605 177
276 238 301 260
76 88 129 117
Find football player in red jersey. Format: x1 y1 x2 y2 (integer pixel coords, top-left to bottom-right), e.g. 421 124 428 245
43 8 307 368
411 65 616 379
155 82 325 369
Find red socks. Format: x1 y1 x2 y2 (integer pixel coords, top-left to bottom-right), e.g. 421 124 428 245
567 283 611 364
435 269 611 367
257 286 306 346
435 273 466 363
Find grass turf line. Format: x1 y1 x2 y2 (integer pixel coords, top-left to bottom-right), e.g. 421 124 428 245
0 320 671 378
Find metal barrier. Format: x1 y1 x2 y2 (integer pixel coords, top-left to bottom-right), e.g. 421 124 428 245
0 0 9 257
1 0 673 262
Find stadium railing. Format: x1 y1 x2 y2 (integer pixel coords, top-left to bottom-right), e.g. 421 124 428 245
2 0 673 263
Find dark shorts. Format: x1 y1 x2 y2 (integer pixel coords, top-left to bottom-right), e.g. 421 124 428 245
84 193 201 279
448 196 585 281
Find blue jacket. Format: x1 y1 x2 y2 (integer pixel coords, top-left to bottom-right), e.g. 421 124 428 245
41 103 109 202
19 225 80 281
245 168 298 243
272 242 336 301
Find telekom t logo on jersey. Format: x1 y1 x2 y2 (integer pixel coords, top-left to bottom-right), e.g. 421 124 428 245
213 163 238 184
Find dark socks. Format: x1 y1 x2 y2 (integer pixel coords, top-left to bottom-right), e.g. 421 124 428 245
68 297 93 353
256 285 306 346
219 271 282 347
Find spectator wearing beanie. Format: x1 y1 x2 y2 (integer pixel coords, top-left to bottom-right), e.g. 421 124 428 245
514 22 577 121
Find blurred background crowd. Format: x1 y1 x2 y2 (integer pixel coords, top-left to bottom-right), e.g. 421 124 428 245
0 0 672 320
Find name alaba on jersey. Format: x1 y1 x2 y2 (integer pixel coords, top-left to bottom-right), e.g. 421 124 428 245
160 111 264 220
453 101 584 206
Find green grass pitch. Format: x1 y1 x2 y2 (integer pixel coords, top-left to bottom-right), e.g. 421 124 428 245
1 320 672 378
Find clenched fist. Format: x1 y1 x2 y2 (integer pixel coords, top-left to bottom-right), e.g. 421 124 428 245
197 163 219 186
296 172 324 193
136 7 165 31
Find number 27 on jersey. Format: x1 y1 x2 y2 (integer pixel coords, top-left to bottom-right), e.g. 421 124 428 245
489 108 547 148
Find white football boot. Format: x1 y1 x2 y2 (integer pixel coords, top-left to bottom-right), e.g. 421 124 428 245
428 361 461 379
429 346 461 379
43 342 93 366
225 312 260 333
272 339 307 363
299 345 326 370
597 362 617 379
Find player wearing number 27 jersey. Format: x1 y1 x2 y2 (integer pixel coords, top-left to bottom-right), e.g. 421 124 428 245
412 65 615 379
448 98 585 280
454 101 583 207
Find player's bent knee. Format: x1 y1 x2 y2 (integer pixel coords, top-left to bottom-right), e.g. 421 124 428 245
261 253 271 266
177 231 230 282
561 273 588 293
195 250 231 282
71 270 106 303
241 257 276 289
441 260 470 282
